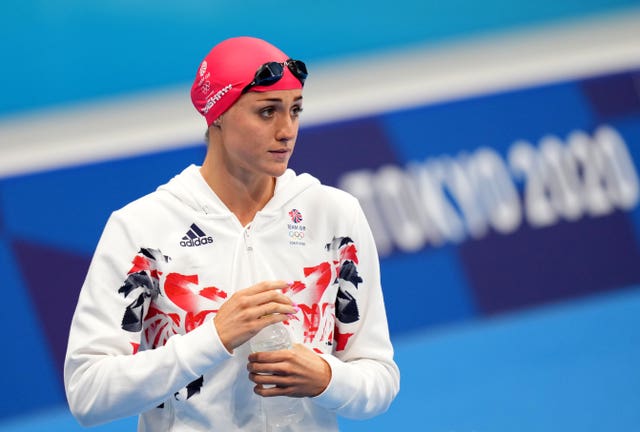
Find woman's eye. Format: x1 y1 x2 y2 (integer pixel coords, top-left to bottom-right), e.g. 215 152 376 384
292 106 303 117
260 107 275 118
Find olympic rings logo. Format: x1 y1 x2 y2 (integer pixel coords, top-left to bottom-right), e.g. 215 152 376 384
289 230 305 239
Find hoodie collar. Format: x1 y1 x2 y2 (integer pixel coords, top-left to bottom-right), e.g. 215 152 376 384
157 164 320 218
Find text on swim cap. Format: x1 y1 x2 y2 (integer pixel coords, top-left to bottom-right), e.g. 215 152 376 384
201 84 233 114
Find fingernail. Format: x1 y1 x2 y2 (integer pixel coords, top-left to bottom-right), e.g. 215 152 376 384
286 280 294 287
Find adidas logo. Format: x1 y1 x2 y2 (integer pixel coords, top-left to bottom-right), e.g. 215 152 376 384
180 223 213 247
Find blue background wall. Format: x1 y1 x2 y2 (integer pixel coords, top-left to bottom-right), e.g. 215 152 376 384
1 1 640 431
3 0 640 116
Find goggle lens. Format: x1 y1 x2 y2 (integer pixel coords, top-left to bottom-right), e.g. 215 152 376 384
242 59 307 94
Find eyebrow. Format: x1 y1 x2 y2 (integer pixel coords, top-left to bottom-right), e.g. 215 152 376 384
256 96 304 103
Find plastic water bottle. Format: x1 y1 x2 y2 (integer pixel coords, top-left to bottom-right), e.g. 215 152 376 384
250 322 304 428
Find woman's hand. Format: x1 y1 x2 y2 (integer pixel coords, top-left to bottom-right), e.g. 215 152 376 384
247 344 332 397
213 281 296 353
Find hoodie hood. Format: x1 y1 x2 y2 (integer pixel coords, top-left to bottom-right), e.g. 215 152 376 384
157 165 320 218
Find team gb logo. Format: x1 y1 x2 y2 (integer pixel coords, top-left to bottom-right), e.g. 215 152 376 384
289 209 303 223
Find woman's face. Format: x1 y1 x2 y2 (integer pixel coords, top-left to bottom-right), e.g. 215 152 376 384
215 88 303 180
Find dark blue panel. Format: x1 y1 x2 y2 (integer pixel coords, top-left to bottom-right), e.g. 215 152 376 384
12 239 92 375
589 117 640 257
382 247 477 335
459 211 640 314
581 70 640 120
292 117 400 187
382 80 594 162
0 240 64 417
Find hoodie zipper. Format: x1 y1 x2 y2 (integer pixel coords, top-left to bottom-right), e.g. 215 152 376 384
243 224 259 284
244 224 253 252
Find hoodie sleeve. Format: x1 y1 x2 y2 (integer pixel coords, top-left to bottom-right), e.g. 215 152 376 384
63 211 232 427
311 197 400 419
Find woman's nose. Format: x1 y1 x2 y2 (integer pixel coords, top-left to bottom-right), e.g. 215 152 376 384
275 114 297 142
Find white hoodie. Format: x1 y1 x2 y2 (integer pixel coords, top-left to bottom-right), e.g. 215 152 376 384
64 165 400 431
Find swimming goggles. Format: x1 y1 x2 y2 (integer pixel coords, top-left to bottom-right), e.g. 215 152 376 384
241 59 308 94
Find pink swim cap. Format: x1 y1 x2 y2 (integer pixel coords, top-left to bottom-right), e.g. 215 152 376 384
191 36 304 126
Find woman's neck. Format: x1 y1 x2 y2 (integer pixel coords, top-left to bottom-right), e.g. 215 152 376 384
200 162 276 227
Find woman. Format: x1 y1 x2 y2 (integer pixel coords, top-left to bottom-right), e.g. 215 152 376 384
64 36 399 431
